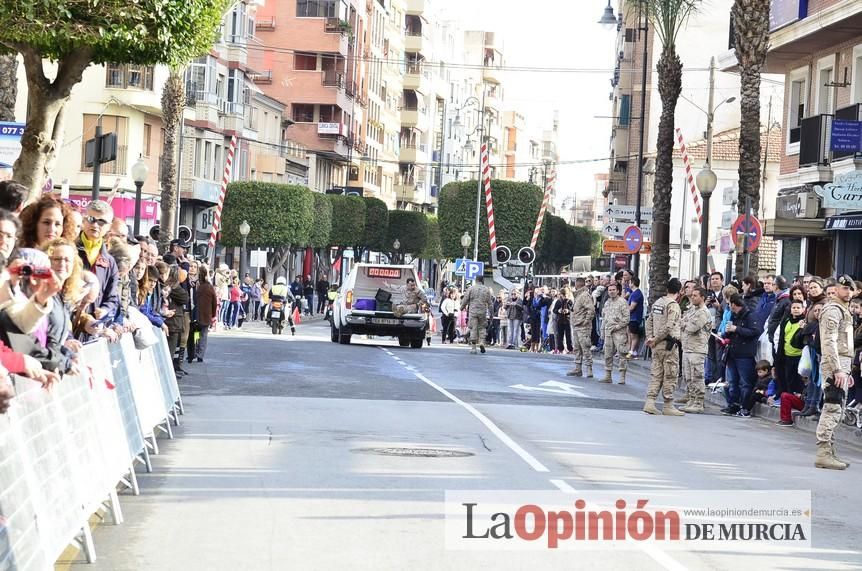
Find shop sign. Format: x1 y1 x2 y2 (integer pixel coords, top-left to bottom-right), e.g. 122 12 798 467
776 192 819 219
813 172 862 211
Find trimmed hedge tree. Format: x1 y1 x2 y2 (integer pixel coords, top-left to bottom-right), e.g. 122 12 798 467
355 197 389 261
386 210 428 262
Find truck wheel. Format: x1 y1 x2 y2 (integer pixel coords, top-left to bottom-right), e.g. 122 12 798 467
338 326 352 345
410 338 424 349
398 337 410 347
330 322 339 342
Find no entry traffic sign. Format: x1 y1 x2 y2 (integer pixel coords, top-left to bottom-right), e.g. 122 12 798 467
623 225 643 254
731 214 762 252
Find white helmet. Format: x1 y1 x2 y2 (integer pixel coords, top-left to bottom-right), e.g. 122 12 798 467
276 277 287 285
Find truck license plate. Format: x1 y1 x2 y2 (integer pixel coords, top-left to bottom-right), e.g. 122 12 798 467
373 318 399 325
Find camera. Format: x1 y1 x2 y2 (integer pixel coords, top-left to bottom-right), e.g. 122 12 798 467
9 264 53 279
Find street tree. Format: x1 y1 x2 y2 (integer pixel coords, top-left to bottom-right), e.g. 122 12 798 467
157 71 184 252
328 194 366 263
438 180 542 261
0 55 16 121
355 197 388 262
643 0 701 301
386 210 427 263
732 0 770 275
0 0 228 201
220 182 314 281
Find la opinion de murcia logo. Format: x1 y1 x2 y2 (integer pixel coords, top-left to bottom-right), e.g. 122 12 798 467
814 171 862 210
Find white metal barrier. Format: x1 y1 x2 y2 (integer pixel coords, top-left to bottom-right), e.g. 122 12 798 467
0 327 184 570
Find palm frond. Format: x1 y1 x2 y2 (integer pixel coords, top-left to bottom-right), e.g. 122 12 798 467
641 0 701 48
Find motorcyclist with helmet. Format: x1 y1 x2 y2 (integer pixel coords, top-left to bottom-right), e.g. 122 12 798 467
267 276 297 335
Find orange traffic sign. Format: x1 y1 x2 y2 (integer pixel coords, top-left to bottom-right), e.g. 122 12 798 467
602 239 652 255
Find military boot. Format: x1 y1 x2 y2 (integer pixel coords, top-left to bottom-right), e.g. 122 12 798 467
617 371 626 385
674 396 689 405
662 401 685 416
470 345 478 355
832 443 851 467
643 400 661 415
567 368 582 377
815 442 847 470
599 371 612 384
584 365 593 379
681 403 704 414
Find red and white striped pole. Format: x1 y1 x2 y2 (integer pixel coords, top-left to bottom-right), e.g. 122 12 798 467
676 127 703 224
530 165 555 250
208 135 238 263
481 143 497 252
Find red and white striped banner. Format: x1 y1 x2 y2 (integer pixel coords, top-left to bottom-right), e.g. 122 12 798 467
530 165 555 250
208 135 238 249
481 143 497 251
675 128 703 224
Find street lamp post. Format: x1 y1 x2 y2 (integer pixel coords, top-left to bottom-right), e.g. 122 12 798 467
393 238 401 264
239 220 250 279
453 89 487 263
460 231 472 288
131 155 149 237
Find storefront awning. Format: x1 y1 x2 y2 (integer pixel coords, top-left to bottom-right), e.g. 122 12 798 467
765 217 827 237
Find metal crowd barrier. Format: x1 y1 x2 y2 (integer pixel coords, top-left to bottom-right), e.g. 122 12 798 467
0 327 184 570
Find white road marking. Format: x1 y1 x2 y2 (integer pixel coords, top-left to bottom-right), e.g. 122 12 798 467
548 478 686 571
510 380 592 398
381 348 549 473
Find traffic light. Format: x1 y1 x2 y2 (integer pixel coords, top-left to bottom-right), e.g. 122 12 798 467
517 247 536 265
494 245 511 264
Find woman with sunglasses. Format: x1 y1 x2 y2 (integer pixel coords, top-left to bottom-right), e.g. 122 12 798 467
76 200 120 324
43 238 84 375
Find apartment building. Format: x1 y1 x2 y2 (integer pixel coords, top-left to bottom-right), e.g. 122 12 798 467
717 0 862 277
249 0 367 194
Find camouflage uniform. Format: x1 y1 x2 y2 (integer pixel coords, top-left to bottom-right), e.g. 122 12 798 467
815 298 853 469
601 296 629 384
679 304 712 412
644 296 683 415
396 286 428 315
569 287 596 377
461 283 494 353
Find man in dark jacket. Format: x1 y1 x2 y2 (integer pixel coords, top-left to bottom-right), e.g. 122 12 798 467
316 274 330 313
721 294 760 417
767 275 791 350
76 200 120 323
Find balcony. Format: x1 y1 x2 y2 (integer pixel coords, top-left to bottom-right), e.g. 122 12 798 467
403 63 430 93
82 144 128 175
405 31 426 54
405 0 425 15
250 70 273 84
400 106 428 131
285 18 348 54
485 89 502 111
255 17 276 31
483 64 503 84
399 144 428 163
289 123 350 161
395 182 422 203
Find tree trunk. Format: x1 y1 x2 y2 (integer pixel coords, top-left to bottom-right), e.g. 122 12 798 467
10 47 92 202
648 46 683 303
732 0 769 278
158 70 185 253
0 54 17 121
266 245 291 281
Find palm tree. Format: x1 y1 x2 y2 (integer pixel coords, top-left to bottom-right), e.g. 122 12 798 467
158 70 185 253
732 0 770 276
643 0 700 301
0 54 16 121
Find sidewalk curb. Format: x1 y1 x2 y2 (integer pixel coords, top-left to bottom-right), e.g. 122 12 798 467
627 356 862 449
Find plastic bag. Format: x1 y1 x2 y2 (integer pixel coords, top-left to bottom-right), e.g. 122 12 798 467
292 306 302 325
798 346 813 378
128 307 159 350
756 331 772 363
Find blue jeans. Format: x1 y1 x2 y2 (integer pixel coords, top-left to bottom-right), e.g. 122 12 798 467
724 356 756 409
227 301 240 328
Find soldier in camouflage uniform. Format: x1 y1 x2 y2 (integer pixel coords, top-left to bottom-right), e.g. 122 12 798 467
643 278 684 416
679 287 712 413
600 281 629 384
568 277 596 378
461 275 495 355
815 274 856 470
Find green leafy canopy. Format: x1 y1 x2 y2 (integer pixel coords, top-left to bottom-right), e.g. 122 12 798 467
386 210 428 257
0 0 230 66
220 182 314 248
328 195 366 247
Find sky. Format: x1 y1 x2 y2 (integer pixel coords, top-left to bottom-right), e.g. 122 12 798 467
454 0 617 205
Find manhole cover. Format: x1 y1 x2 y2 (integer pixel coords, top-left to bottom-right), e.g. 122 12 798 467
354 447 474 458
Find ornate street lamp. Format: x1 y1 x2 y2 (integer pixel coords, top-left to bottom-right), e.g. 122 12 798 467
131 155 149 236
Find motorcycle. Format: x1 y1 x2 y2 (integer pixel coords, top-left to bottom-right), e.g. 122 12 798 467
269 297 286 335
324 300 334 323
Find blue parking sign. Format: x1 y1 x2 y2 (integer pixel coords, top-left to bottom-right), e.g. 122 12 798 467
465 260 484 280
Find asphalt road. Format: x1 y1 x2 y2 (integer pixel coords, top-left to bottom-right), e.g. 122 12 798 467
72 317 862 571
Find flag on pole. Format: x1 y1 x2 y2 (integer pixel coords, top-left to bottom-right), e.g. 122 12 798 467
208 136 238 253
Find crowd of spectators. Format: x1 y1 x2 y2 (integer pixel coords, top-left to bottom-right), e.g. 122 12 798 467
0 180 225 416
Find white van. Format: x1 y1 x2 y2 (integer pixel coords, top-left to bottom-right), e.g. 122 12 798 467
331 264 428 348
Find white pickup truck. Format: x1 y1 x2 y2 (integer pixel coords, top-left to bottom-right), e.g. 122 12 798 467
331 264 428 348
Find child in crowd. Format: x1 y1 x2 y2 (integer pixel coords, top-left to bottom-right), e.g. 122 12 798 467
741 360 776 414
777 375 807 427
423 303 435 346
775 299 806 396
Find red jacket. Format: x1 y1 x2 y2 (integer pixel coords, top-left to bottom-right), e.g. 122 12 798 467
0 340 27 374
